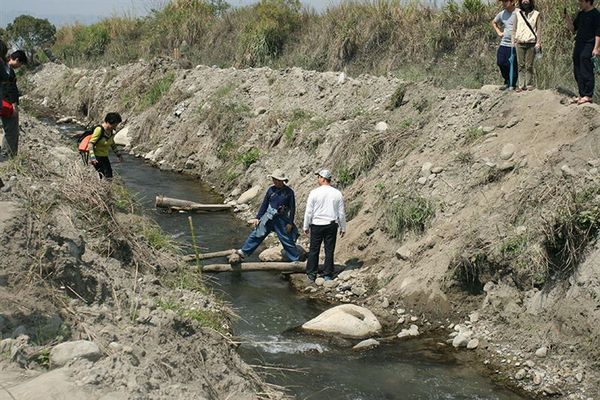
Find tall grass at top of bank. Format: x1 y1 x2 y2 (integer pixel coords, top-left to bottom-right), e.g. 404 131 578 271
51 0 579 91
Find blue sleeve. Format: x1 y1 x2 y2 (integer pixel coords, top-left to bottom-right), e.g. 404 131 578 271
256 187 271 219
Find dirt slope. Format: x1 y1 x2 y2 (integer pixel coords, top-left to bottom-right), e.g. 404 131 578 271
24 59 600 399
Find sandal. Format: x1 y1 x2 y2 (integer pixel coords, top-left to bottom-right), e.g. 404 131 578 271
577 96 593 105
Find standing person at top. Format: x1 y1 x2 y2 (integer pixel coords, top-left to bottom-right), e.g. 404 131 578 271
236 169 300 262
87 112 123 179
492 0 518 90
512 0 542 91
565 0 600 105
303 169 346 283
0 46 28 159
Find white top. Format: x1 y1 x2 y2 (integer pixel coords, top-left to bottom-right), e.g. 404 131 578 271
303 185 346 232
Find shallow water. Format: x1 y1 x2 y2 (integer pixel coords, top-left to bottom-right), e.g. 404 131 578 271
55 120 524 399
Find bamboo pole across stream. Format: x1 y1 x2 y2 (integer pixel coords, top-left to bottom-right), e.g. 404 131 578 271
155 195 232 212
183 249 236 261
201 262 306 273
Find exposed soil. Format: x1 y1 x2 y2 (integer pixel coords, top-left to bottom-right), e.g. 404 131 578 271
9 58 600 399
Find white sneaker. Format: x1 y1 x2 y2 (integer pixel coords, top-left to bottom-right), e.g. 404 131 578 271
236 249 246 259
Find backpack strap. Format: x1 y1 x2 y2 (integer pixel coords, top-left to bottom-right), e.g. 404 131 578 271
519 10 538 41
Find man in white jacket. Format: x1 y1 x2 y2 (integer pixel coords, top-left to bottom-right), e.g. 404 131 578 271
303 169 346 282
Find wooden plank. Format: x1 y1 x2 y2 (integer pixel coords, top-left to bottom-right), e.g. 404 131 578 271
201 262 306 273
183 249 236 261
155 195 232 212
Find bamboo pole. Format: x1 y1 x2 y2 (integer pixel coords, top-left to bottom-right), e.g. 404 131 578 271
182 249 237 261
155 195 232 212
201 262 307 273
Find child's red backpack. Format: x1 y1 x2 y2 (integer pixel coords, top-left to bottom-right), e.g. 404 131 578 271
76 126 103 164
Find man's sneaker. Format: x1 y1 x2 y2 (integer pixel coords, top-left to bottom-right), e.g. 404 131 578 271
499 84 509 91
322 275 334 282
306 274 316 284
236 249 247 259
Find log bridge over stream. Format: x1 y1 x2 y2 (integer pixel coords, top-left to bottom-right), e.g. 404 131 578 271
184 250 306 273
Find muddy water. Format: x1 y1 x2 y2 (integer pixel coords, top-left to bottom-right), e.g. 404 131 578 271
55 119 523 399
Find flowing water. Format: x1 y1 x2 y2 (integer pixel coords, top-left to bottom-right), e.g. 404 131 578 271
57 123 525 399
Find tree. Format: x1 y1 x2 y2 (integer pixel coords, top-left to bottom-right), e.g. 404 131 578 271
6 15 56 64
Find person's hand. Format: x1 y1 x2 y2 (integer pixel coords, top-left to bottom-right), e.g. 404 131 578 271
497 30 504 38
593 47 600 57
249 218 259 227
90 158 98 166
285 224 293 234
340 231 345 238
535 42 541 51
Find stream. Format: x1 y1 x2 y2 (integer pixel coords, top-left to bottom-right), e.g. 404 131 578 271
57 123 525 400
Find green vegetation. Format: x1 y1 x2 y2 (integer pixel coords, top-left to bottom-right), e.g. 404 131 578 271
139 220 180 252
336 165 355 189
385 190 436 239
388 84 406 110
464 127 485 144
46 0 584 93
5 15 56 64
139 72 176 110
455 150 475 165
345 199 364 222
156 298 226 333
237 147 260 168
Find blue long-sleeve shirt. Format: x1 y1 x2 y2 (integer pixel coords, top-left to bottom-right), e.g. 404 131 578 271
256 185 296 223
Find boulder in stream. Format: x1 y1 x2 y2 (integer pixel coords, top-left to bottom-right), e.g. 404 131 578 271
302 304 382 339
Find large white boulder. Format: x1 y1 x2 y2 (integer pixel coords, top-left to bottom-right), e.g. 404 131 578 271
113 126 131 147
302 304 382 339
237 186 262 204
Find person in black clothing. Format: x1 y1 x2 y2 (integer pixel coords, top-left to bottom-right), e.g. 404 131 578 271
565 0 600 105
236 169 300 262
0 45 28 158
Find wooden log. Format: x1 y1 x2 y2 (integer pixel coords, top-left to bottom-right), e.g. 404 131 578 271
183 249 236 261
155 195 232 212
201 262 306 273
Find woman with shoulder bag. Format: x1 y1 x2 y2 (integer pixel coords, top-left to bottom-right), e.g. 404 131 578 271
512 0 542 91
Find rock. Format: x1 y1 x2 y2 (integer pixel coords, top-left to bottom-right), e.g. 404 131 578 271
542 385 562 396
114 126 131 147
315 277 325 286
410 316 418 322
381 298 389 308
533 371 544 385
351 286 366 296
525 360 535 368
0 368 94 399
337 72 347 84
302 304 382 339
417 177 427 185
431 166 444 174
258 245 306 262
323 279 338 289
498 161 515 171
515 369 527 380
337 270 353 281
469 312 480 323
237 186 261 204
57 116 74 123
482 126 495 133
466 339 479 349
352 338 380 351
575 372 583 382
561 164 576 177
500 143 515 160
396 308 406 315
375 121 388 132
397 324 420 338
395 245 412 260
397 317 405 324
535 346 548 358
420 162 433 177
50 340 102 368
452 334 469 348
506 117 520 128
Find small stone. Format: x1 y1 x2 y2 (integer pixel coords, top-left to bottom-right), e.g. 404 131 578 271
575 372 583 382
381 298 390 308
431 166 444 174
500 143 515 160
396 308 405 315
395 246 412 261
561 165 576 177
352 339 379 351
469 312 480 323
452 334 469 348
375 121 388 132
525 360 535 368
397 317 405 324
410 316 418 322
417 177 427 185
466 339 479 350
515 369 527 380
535 346 548 358
315 277 325 286
420 162 433 177
533 372 543 385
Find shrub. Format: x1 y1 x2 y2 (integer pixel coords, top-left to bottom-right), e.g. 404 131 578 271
386 190 435 239
139 72 176 109
238 147 260 168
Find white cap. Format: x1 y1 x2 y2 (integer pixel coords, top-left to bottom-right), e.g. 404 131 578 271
316 169 332 180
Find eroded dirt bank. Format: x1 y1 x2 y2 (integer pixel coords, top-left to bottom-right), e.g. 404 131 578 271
18 60 600 399
0 116 284 399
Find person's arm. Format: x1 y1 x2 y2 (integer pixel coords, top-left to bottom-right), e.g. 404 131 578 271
110 140 123 161
512 13 519 45
303 192 314 233
255 187 271 219
288 188 296 224
535 13 542 49
594 35 600 57
565 11 575 34
337 195 347 236
87 126 103 165
492 17 504 38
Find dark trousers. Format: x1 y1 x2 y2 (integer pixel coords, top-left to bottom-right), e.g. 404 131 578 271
94 156 113 179
497 45 517 87
574 41 595 98
1 111 19 157
306 222 338 279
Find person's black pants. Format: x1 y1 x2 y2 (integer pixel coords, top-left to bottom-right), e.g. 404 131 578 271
94 156 113 179
573 41 595 98
497 45 517 87
306 222 338 279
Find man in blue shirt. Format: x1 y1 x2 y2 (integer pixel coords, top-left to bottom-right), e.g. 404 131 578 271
237 169 300 261
492 0 518 90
